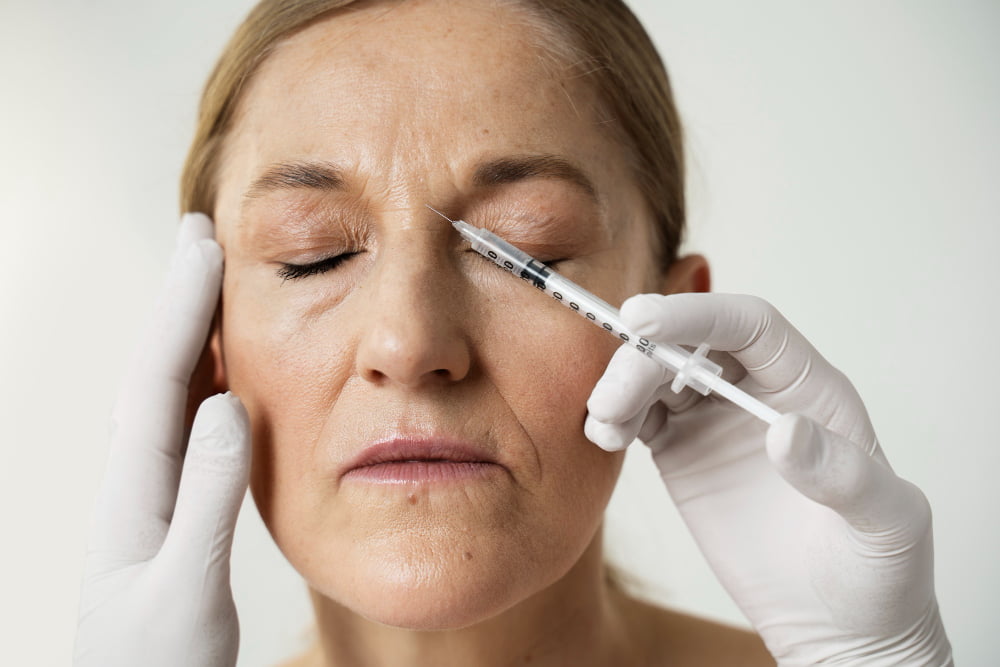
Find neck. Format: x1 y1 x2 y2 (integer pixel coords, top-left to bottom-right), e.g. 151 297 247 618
305 535 635 667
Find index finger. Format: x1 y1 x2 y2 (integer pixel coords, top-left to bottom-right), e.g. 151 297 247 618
619 293 873 443
620 293 819 391
89 213 223 560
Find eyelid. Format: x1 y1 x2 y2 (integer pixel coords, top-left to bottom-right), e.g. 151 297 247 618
473 197 603 249
277 251 361 281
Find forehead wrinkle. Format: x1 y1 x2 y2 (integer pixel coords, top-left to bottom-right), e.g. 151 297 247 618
217 1 632 246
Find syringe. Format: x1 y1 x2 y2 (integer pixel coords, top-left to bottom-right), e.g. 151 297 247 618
429 206 781 425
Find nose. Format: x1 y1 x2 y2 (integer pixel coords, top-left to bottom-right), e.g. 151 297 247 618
354 237 472 388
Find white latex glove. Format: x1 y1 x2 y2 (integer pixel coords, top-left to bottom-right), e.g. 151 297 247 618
586 293 952 666
74 213 251 667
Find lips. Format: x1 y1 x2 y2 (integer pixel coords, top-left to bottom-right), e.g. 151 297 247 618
340 438 502 484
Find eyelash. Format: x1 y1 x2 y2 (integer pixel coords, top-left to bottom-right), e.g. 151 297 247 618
277 252 361 281
276 250 566 282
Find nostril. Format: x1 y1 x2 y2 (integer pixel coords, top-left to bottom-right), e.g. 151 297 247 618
355 317 472 386
363 368 387 383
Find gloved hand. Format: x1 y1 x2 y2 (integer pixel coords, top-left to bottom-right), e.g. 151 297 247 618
74 213 251 667
586 293 952 666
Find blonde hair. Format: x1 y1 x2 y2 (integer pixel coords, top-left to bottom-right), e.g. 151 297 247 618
181 0 686 264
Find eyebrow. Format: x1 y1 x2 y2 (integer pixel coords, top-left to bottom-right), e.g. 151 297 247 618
240 153 599 210
242 160 345 206
472 154 598 201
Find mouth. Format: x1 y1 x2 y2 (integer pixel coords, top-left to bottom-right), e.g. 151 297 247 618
341 438 503 484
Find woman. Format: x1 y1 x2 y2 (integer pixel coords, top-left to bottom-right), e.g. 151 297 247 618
74 0 952 665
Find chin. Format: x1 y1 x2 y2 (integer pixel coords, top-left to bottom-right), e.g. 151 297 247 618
358 589 509 631
315 538 547 631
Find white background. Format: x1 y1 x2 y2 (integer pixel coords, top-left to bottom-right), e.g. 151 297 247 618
1 1 997 664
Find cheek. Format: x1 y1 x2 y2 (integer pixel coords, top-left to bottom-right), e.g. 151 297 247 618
219 272 355 526
217 260 627 627
480 290 625 524
497 309 610 453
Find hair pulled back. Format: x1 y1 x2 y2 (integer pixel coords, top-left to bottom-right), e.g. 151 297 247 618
181 0 685 264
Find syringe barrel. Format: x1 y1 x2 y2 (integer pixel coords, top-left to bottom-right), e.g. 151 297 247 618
544 274 660 358
464 228 545 285
459 220 782 425
466 222 662 360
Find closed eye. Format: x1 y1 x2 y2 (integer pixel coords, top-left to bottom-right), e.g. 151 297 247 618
277 251 362 281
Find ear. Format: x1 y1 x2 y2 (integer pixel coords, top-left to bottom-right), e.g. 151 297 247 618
206 324 229 393
659 253 711 295
185 313 230 431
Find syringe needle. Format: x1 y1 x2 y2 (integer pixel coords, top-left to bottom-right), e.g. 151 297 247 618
425 204 455 223
444 213 782 425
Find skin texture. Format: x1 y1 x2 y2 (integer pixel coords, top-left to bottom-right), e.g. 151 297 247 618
209 0 764 664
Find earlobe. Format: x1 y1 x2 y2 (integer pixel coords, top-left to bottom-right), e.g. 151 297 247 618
185 318 229 431
207 324 229 394
188 315 230 398
660 254 711 295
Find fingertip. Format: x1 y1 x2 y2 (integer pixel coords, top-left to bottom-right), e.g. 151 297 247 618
188 237 223 268
182 211 215 236
161 392 250 570
587 345 666 422
176 211 216 251
619 293 666 336
765 414 900 532
190 392 251 461
183 211 214 225
766 413 856 516
584 416 632 452
585 384 616 421
766 413 821 474
173 239 223 295
198 390 248 422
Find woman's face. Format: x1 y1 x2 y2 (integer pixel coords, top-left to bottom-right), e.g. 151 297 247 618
213 0 662 629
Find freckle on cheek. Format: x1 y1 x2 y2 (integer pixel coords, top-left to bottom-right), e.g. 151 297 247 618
463 551 474 561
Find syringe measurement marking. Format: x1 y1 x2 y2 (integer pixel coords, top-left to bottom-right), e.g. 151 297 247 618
434 208 780 423
492 252 658 359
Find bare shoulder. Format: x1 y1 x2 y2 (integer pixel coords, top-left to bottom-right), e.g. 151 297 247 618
275 654 307 667
275 644 321 667
616 591 775 666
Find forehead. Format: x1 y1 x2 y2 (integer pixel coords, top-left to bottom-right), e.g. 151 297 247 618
246 0 577 122
216 0 620 211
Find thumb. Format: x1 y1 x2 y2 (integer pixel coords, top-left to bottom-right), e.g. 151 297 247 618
766 414 941 640
159 392 251 572
766 414 930 539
